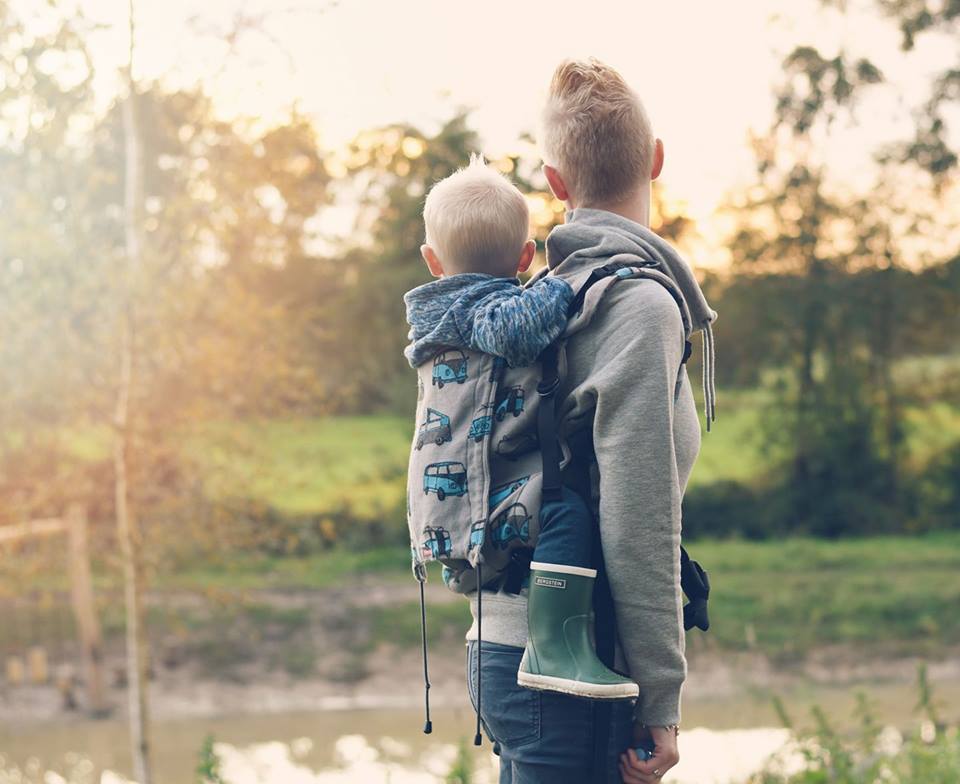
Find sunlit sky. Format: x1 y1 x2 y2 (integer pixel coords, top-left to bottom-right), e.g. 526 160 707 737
32 0 960 265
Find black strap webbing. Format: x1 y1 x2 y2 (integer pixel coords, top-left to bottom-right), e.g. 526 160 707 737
537 343 562 503
680 546 711 631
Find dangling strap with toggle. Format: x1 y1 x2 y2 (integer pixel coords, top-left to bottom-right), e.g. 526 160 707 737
474 562 483 746
418 576 432 734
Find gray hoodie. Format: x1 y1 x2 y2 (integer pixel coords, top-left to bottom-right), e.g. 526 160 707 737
467 208 717 726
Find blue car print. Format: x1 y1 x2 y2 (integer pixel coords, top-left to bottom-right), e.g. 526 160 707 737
495 385 525 421
468 415 493 442
489 476 530 509
423 461 467 501
421 526 452 559
468 520 486 552
490 504 531 550
416 408 452 449
432 350 468 388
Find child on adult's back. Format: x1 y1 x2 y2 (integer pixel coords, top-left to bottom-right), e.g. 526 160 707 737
403 156 640 700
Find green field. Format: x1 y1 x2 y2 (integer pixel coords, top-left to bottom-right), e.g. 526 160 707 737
4 532 957 680
53 385 959 527
184 392 958 516
161 531 960 661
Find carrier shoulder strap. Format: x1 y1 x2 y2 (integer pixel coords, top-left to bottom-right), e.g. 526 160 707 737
536 261 710 632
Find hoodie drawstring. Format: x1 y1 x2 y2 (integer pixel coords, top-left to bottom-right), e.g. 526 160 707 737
701 323 717 432
418 576 432 734
474 562 483 746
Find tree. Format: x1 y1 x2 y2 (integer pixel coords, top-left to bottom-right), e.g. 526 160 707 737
116 2 152 780
727 45 911 534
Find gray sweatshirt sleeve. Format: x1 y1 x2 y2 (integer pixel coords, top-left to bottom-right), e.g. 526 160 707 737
468 277 574 367
588 280 688 726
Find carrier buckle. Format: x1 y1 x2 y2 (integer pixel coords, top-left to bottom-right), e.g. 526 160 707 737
537 376 560 396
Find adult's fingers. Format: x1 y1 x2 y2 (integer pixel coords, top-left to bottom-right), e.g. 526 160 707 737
631 745 680 777
619 750 662 784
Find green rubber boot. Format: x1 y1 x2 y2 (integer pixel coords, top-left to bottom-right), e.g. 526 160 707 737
517 562 639 699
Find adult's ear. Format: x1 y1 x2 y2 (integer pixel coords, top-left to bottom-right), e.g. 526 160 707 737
542 164 570 204
517 240 536 273
420 244 444 277
651 138 665 181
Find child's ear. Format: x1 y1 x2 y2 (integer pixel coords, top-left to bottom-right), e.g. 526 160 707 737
517 240 536 273
420 244 445 278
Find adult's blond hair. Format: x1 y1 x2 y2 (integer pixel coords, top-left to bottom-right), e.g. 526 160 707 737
423 154 529 275
541 58 655 206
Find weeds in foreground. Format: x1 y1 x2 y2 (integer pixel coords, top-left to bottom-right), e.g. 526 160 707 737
750 664 959 783
196 734 227 784
445 738 475 784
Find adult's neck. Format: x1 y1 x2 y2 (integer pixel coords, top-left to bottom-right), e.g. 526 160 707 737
578 186 650 227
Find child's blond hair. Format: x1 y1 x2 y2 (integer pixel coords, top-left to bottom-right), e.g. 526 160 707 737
541 58 655 206
423 154 529 275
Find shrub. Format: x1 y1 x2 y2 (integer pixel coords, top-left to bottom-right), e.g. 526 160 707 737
748 665 960 783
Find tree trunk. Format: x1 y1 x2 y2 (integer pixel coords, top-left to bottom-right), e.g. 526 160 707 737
116 2 152 781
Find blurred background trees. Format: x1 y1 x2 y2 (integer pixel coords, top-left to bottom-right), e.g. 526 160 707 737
0 1 955 778
0 0 956 560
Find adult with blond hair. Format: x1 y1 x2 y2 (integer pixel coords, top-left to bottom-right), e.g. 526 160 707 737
464 58 718 783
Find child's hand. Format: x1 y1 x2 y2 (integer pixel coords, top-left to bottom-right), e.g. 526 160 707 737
619 724 679 783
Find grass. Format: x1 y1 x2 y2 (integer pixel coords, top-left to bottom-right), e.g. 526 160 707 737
1 534 957 675
36 383 958 522
352 532 960 660
181 393 957 511
156 546 411 592
187 415 412 518
688 387 776 487
694 532 960 659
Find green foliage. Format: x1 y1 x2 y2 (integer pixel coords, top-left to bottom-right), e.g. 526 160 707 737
445 738 475 784
749 667 960 783
690 533 960 658
196 735 227 784
363 596 473 651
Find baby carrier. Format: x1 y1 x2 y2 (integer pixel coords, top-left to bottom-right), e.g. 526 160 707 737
406 258 712 742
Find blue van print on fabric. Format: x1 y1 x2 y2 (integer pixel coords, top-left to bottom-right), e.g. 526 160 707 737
494 385 525 421
488 476 530 509
490 503 531 549
468 414 493 442
467 520 486 552
432 350 468 388
423 461 468 500
421 526 452 559
416 408 452 449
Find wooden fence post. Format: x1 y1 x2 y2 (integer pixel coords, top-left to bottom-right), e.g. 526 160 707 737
67 505 108 717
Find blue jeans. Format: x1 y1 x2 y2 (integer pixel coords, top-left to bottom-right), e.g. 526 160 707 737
466 641 634 783
536 486 593 568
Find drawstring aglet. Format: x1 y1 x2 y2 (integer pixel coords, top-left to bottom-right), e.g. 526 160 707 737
418 575 433 735
474 562 483 747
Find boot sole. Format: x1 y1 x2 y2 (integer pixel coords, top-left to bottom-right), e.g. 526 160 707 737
517 670 639 699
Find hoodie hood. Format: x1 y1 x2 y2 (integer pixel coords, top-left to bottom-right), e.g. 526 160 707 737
403 273 521 368
545 208 718 430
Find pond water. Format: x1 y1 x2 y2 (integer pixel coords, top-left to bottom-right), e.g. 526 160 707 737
1 677 954 784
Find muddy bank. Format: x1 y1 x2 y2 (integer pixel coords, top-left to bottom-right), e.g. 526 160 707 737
3 640 959 728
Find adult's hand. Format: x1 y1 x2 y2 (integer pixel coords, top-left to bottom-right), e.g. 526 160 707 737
619 724 680 783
